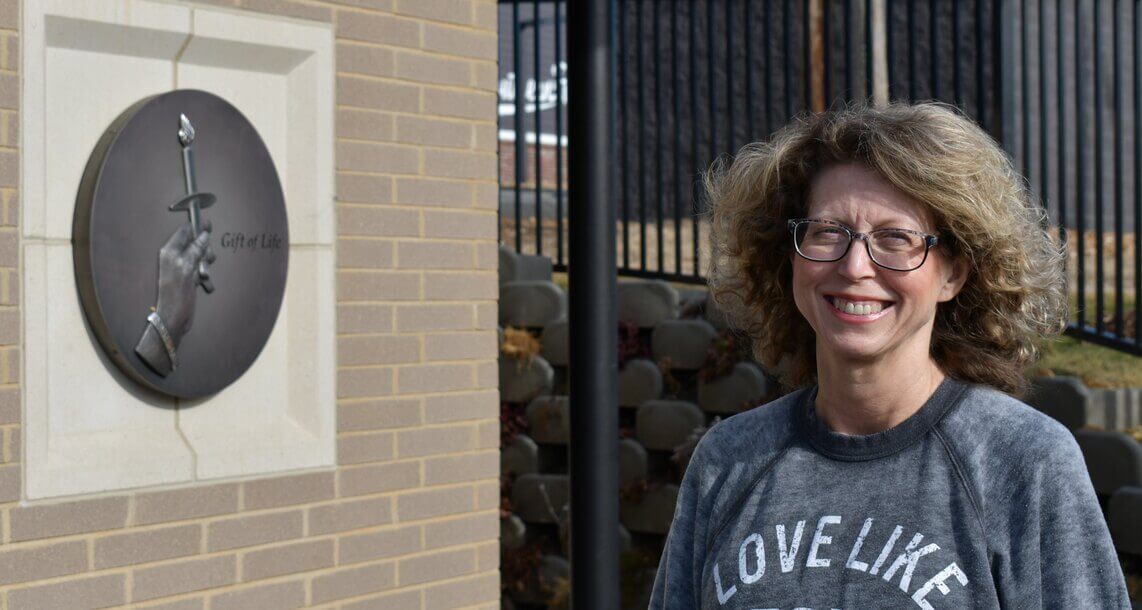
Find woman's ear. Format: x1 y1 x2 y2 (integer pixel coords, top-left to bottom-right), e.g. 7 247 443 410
938 256 969 302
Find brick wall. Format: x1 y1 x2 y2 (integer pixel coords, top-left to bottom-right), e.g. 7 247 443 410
0 1 501 608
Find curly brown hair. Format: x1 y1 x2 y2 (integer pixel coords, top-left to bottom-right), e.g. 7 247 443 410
706 102 1067 397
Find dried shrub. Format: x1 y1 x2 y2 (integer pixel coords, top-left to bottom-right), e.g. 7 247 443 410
618 320 650 367
501 401 529 448
501 326 541 365
698 329 755 383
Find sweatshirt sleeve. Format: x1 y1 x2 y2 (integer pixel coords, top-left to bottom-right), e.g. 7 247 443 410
649 441 710 609
991 429 1131 608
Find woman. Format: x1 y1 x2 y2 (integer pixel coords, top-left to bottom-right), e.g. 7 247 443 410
650 103 1130 609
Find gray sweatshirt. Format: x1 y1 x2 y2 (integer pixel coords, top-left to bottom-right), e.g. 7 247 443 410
649 379 1131 609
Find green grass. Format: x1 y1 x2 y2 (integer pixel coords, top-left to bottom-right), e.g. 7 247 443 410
1032 336 1142 389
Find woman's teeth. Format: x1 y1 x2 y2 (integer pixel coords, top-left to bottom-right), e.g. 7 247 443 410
830 297 885 316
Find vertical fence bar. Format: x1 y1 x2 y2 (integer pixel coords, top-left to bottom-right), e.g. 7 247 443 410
654 0 664 272
727 0 736 149
534 0 543 256
1095 0 1106 333
824 0 833 102
1077 0 1087 329
673 0 683 275
804 0 812 108
709 0 717 158
1021 0 1030 183
513 0 524 252
746 0 755 140
786 0 795 117
844 0 854 100
931 0 939 99
1114 0 1125 336
691 0 700 275
637 0 647 271
976 0 986 121
1058 0 1068 297
1136 0 1141 344
953 0 962 104
908 0 916 100
1039 0 1048 219
618 0 629 269
556 0 565 266
766 1 774 133
866 0 874 101
887 0 896 100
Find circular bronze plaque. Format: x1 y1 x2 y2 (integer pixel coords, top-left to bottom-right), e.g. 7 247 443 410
73 90 289 399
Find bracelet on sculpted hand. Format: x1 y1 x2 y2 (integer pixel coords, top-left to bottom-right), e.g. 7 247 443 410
146 311 178 371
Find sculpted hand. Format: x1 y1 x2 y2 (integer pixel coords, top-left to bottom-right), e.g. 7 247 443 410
135 221 215 376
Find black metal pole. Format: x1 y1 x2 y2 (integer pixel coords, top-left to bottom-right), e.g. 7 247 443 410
567 0 619 607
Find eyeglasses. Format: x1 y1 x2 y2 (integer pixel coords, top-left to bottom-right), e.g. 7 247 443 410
787 218 940 272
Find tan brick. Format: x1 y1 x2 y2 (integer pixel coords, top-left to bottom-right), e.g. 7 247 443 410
396 424 475 458
7 574 126 610
338 205 419 237
473 182 499 210
0 346 19 384
133 555 235 602
424 451 497 486
338 108 395 143
338 430 396 464
424 390 497 423
395 51 470 87
473 120 498 150
395 303 473 332
474 1 497 30
10 496 128 541
339 524 422 565
0 462 16 501
397 485 474 521
476 539 498 571
338 238 395 269
397 241 473 269
394 115 470 149
238 0 333 21
423 571 499 610
327 0 394 9
338 42 395 78
475 302 497 328
475 479 499 509
394 177 471 207
0 229 15 267
337 270 421 302
337 141 419 174
340 460 421 497
420 148 491 179
423 88 494 122
472 61 498 92
343 589 421 610
397 363 473 394
206 510 303 552
476 359 498 390
394 0 474 25
1 111 18 148
338 366 396 398
209 579 305 610
0 308 17 344
312 562 396 604
94 524 201 569
0 2 15 29
422 24 496 60
0 73 15 111
338 304 393 334
338 397 421 431
0 268 17 305
0 385 16 424
308 496 391 535
338 75 419 115
425 331 495 361
476 419 498 449
136 598 205 610
423 209 496 239
337 11 420 48
398 547 475 587
135 483 239 525
243 472 334 510
242 539 334 582
475 242 498 269
0 150 16 187
0 540 87 586
424 272 497 300
338 334 420 366
423 511 498 551
338 174 394 208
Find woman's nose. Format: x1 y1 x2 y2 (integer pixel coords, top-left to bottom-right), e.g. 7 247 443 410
836 236 878 279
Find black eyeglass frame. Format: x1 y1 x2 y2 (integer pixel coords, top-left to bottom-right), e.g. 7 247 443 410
786 218 940 272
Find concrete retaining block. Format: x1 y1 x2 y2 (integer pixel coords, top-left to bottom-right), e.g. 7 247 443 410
499 245 553 284
698 361 770 413
502 434 539 476
513 473 570 524
1074 429 1142 497
500 281 567 328
502 513 527 549
500 355 554 404
618 280 679 328
539 319 569 366
636 400 706 451
618 358 664 407
620 484 680 534
619 437 649 484
1108 486 1142 555
651 319 718 370
1027 376 1089 430
526 395 570 445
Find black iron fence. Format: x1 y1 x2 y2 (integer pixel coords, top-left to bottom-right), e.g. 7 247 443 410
498 0 1141 355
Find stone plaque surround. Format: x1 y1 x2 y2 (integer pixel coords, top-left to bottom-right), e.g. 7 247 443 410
22 1 335 499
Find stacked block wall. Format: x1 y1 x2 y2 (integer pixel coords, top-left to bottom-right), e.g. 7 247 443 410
0 1 501 608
